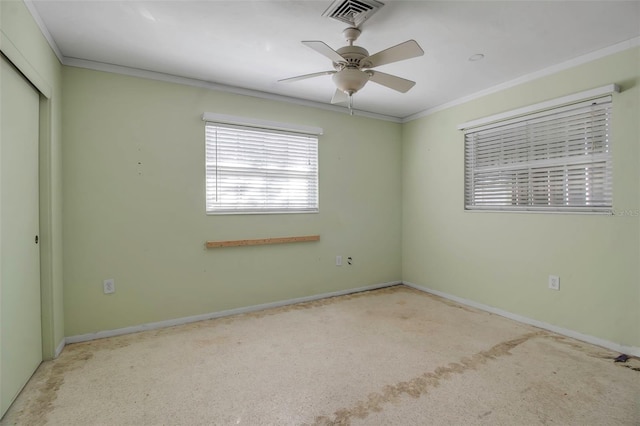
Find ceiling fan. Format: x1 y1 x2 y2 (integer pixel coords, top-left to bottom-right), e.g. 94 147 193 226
279 27 424 110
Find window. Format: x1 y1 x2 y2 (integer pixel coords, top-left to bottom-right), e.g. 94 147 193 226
463 93 613 213
205 120 319 214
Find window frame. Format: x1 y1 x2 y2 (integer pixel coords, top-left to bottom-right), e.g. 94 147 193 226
460 87 617 214
203 114 321 215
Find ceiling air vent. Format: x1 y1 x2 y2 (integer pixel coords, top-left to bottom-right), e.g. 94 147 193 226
322 0 385 27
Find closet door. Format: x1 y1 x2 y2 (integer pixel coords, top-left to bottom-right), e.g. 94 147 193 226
0 55 42 417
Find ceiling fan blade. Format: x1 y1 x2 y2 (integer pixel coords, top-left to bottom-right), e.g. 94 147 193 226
365 40 424 68
331 89 349 105
368 71 416 93
302 41 346 63
278 70 336 83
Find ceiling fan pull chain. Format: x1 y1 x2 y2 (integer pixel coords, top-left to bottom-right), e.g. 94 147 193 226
349 94 353 115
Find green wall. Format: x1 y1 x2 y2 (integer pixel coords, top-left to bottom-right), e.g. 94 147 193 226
402 47 640 348
61 67 403 336
0 0 64 358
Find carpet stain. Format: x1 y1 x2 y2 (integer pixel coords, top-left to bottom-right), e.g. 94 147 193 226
311 331 545 426
240 285 408 320
623 365 640 372
540 335 640 375
8 347 94 426
423 293 481 314
478 410 492 418
541 334 613 359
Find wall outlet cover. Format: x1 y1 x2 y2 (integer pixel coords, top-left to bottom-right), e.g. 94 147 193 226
103 278 115 294
548 275 560 291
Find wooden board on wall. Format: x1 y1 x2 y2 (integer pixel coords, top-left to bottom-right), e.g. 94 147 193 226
205 235 320 248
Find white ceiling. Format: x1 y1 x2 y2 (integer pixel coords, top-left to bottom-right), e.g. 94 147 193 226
29 0 640 120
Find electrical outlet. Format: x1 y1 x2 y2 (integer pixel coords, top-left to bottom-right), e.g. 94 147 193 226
347 256 353 265
336 255 342 266
548 275 560 291
103 278 115 294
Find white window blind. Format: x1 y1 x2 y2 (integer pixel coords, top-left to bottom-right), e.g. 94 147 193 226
205 122 319 214
464 96 612 213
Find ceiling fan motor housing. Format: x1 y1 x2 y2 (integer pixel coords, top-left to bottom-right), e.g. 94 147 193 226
334 45 371 69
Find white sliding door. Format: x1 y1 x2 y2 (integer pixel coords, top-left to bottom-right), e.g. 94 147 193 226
0 55 42 417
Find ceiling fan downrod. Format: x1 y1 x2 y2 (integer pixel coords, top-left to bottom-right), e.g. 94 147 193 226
343 27 361 46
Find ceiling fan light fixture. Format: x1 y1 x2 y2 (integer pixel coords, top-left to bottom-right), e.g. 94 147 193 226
332 68 370 95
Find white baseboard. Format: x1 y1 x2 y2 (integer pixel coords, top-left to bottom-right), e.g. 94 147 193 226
54 338 66 358
65 281 401 344
403 281 640 358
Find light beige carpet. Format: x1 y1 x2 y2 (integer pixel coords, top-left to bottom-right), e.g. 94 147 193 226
2 285 639 425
